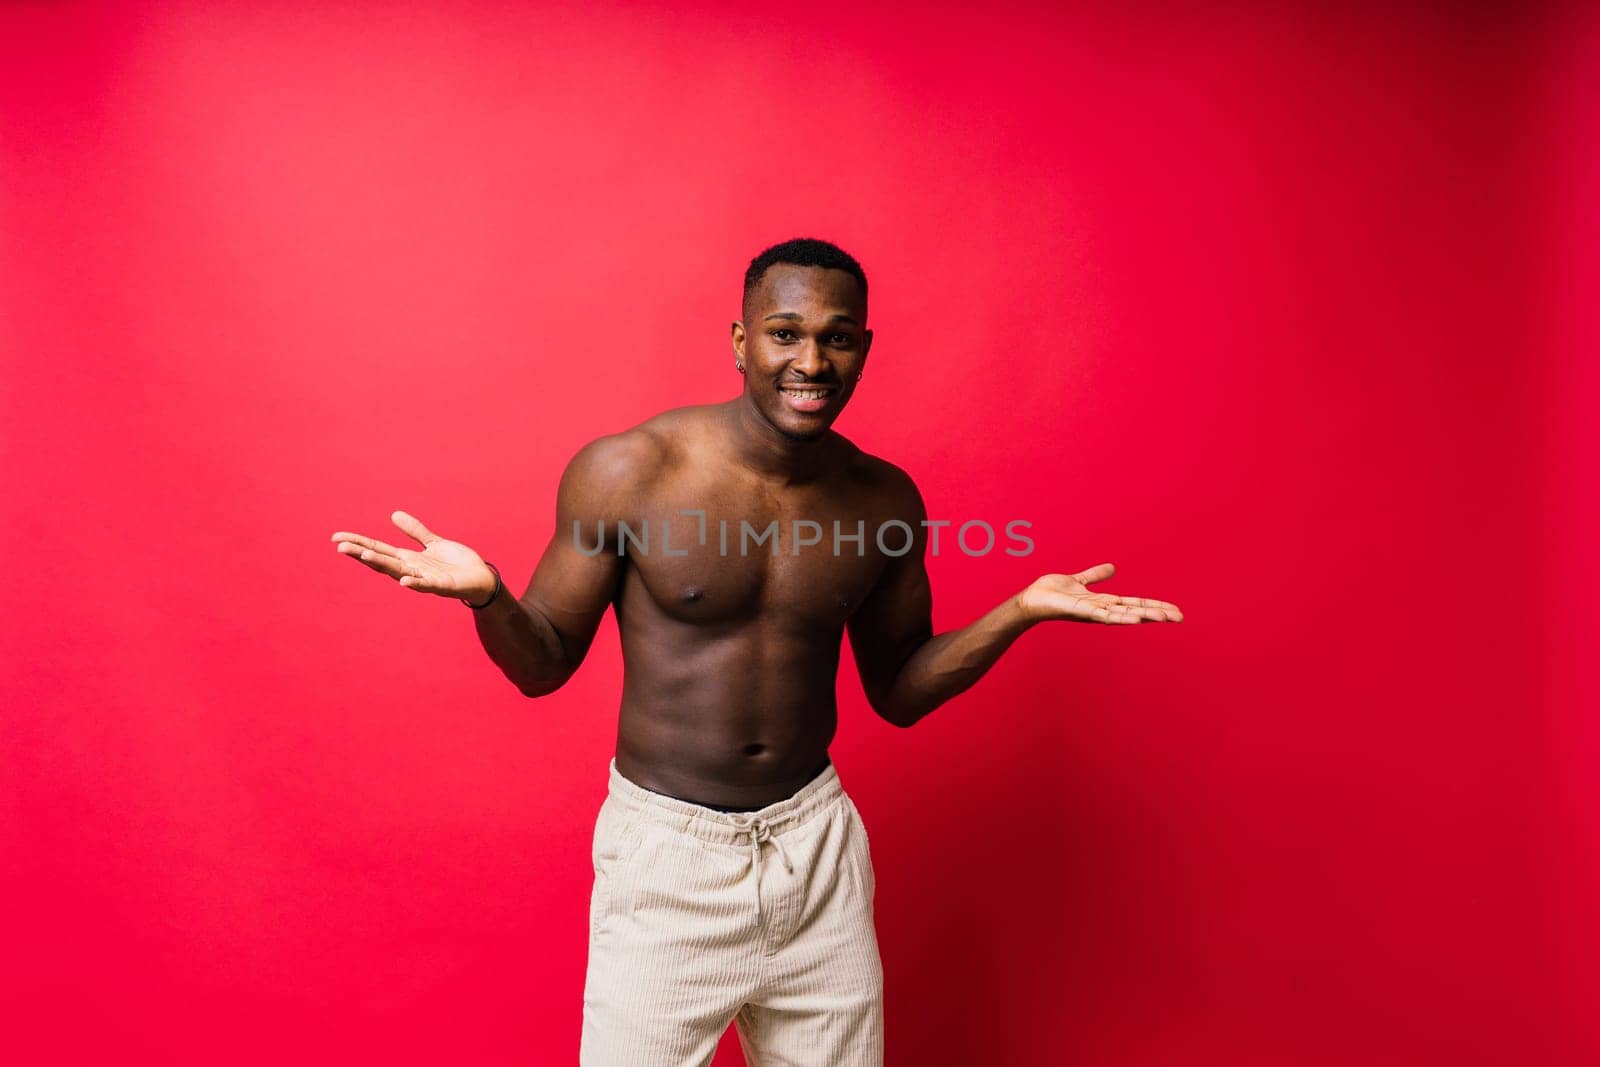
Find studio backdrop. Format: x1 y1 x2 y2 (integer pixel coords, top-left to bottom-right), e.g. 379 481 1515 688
3 1 1596 1064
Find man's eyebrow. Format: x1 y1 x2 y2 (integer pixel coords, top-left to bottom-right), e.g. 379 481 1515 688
761 312 860 326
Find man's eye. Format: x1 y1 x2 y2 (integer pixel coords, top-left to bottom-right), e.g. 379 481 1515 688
828 334 852 345
772 329 795 341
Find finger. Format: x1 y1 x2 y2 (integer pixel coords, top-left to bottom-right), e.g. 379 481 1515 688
1113 597 1184 622
1127 597 1182 615
1073 562 1116 586
332 532 411 561
1088 603 1141 624
391 510 439 547
349 552 445 594
337 541 413 580
340 545 404 579
336 541 407 571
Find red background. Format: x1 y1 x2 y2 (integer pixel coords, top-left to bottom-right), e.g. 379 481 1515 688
4 1 1596 1063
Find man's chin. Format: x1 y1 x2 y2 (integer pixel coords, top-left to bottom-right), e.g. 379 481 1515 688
777 411 838 439
755 401 836 440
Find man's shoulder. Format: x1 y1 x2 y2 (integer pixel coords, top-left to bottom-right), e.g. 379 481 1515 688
629 402 725 449
565 427 663 486
562 404 717 494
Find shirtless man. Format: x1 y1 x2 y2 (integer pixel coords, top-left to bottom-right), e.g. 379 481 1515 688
330 238 1183 1065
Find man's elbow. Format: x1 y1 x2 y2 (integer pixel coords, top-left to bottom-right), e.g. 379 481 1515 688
515 627 581 698
872 694 926 729
517 664 577 699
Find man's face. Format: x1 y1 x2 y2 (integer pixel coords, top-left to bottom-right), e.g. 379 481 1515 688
732 264 873 441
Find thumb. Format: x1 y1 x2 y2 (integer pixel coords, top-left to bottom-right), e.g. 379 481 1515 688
391 509 440 547
1073 562 1116 585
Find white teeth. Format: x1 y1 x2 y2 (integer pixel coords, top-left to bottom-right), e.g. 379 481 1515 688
782 388 830 400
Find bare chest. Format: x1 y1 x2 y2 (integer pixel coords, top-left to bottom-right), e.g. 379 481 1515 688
615 476 892 627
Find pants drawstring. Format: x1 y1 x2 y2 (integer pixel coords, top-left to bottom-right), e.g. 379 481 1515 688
728 814 793 926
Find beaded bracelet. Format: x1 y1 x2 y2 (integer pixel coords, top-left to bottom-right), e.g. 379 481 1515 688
465 561 502 610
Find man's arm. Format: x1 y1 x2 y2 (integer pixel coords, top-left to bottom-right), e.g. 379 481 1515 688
847 469 1184 728
846 472 1034 727
473 432 654 697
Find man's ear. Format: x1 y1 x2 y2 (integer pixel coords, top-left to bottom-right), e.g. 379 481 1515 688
860 327 873 367
730 320 746 360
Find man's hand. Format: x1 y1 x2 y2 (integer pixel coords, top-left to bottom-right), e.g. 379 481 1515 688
331 510 496 603
1017 563 1183 625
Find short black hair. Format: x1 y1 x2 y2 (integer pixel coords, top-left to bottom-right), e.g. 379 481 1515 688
743 237 868 307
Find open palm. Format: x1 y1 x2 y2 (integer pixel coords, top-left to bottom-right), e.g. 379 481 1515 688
1019 563 1183 625
330 510 494 601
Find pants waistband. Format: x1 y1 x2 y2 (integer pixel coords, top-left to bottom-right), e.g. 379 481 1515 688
606 756 844 846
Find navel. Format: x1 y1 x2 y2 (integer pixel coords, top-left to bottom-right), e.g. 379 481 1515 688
682 586 705 602
742 742 767 756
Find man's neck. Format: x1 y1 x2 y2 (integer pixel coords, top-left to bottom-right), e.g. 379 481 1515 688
721 395 837 487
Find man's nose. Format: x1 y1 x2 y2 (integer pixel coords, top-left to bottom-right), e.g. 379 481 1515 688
791 340 830 377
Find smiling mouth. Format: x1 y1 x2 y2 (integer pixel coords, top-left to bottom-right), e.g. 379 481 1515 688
778 385 836 400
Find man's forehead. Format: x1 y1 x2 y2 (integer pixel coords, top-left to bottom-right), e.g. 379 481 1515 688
747 264 866 318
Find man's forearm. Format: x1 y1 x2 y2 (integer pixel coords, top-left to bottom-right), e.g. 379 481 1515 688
470 580 573 697
878 593 1036 727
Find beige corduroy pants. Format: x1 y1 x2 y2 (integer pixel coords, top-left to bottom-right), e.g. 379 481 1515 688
580 757 884 1066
